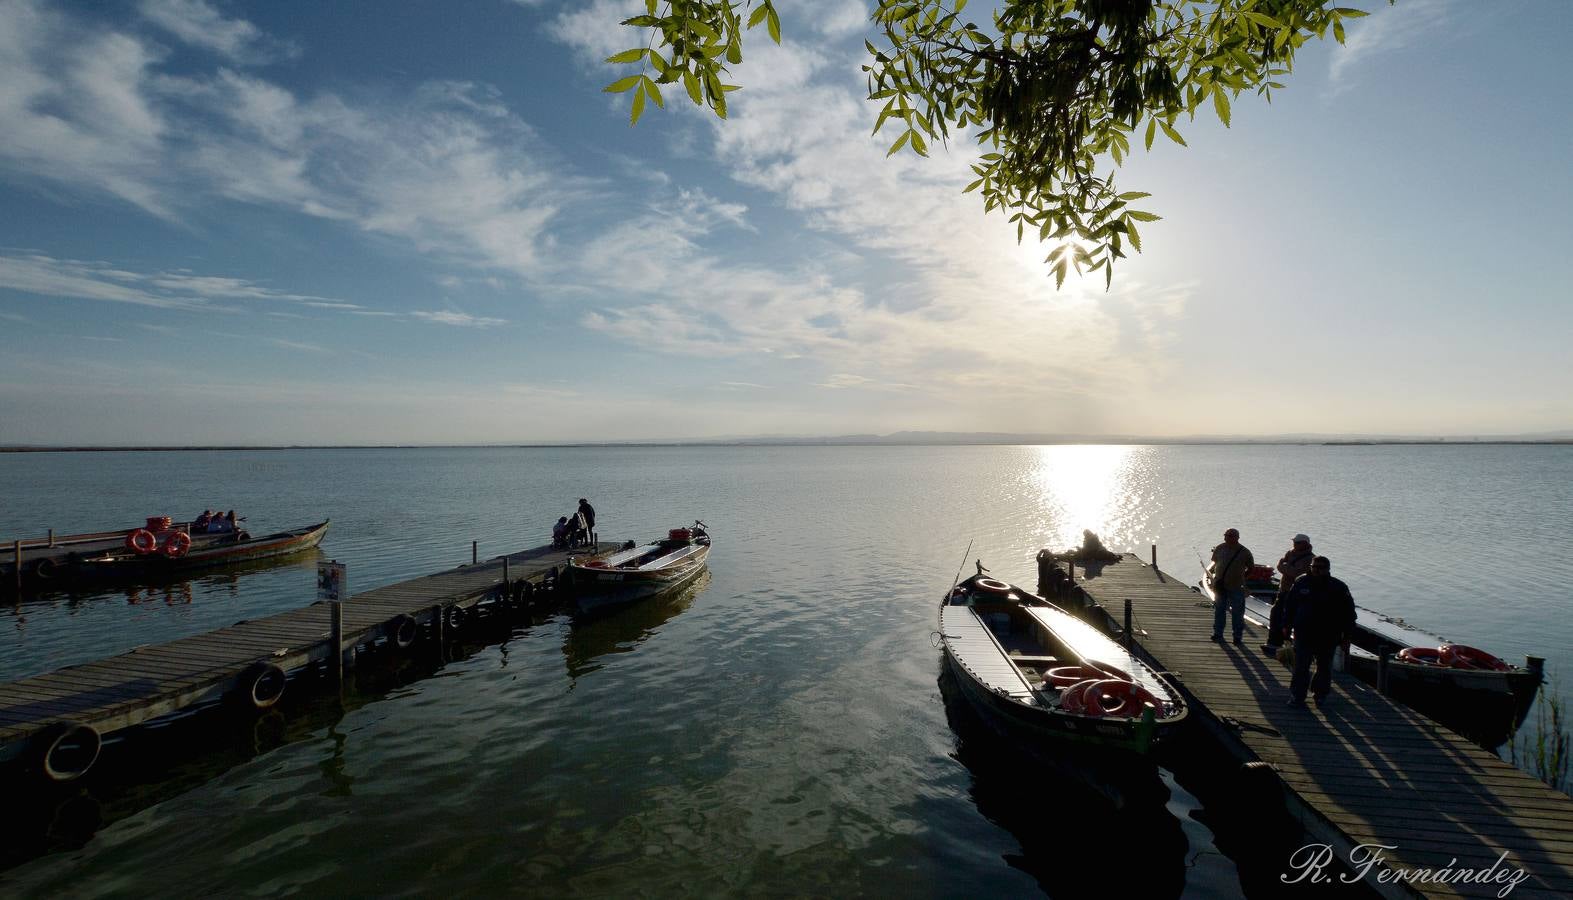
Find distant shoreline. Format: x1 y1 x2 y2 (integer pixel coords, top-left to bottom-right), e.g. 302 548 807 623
4 439 1570 453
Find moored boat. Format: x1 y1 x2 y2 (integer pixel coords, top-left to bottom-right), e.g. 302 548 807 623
1203 566 1542 747
565 522 711 613
3 520 330 588
940 566 1187 755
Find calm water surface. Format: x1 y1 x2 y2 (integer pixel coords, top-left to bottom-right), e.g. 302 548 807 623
1 445 1568 897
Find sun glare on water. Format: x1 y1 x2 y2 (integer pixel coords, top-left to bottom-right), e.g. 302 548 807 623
1031 444 1151 552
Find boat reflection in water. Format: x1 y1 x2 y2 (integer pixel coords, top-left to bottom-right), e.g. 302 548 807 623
936 660 1188 898
563 571 709 681
9 546 326 609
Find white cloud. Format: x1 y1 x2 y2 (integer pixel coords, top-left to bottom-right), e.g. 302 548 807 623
409 310 508 328
0 251 348 310
139 0 295 64
1328 0 1452 93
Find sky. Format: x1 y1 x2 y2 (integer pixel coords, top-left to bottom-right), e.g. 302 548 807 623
0 0 1569 445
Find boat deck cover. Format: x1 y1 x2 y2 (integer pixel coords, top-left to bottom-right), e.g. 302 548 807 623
940 605 1035 702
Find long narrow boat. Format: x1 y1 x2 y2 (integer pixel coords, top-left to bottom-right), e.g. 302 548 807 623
565 522 711 613
940 567 1187 755
3 521 329 588
1202 566 1542 747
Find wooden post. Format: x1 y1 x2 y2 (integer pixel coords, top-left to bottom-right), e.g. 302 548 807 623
12 540 20 592
330 600 344 684
1123 598 1133 649
1068 560 1076 582
1151 543 1157 568
48 529 55 548
503 556 510 585
1376 652 1390 695
472 541 478 565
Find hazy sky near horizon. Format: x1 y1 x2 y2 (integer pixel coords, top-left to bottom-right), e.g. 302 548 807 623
1 0 1569 445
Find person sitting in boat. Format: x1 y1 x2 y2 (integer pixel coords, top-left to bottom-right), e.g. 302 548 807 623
1283 556 1357 708
194 509 214 530
552 516 570 549
1262 534 1315 655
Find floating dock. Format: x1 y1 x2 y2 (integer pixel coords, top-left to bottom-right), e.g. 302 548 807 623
1072 553 1573 899
0 541 622 780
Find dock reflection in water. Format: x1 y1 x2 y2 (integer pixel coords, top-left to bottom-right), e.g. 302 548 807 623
0 595 551 876
563 571 709 682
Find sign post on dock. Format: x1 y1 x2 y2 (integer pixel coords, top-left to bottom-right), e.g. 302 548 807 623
318 561 347 684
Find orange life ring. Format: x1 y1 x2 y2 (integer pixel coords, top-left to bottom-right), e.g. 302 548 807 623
1441 644 1510 672
1046 665 1100 688
126 529 158 554
161 531 192 558
974 577 1012 595
1084 679 1162 718
1057 678 1104 714
1396 646 1442 666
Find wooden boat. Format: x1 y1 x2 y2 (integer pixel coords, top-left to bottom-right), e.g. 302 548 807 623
940 566 1187 754
1202 566 1542 747
3 520 330 588
565 522 711 613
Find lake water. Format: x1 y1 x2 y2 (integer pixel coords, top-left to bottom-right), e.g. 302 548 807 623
1 444 1569 896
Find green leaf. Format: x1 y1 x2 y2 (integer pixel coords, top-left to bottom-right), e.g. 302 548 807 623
642 75 664 108
604 75 641 94
606 48 646 65
1159 119 1187 147
910 129 928 156
1212 87 1230 127
747 5 767 28
1144 117 1156 151
1126 210 1161 222
683 69 702 105
1333 20 1345 45
630 83 647 124
766 5 781 44
1118 191 1151 201
887 130 911 156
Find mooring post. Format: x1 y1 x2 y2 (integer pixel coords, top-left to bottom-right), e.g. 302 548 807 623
1376 652 1390 695
1124 598 1133 649
1068 560 1076 582
330 600 344 684
48 529 55 548
1527 656 1545 679
472 541 477 565
12 540 20 592
503 555 510 588
1151 543 1157 568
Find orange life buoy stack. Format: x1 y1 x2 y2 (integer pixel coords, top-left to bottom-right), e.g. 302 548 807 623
1397 644 1512 671
668 527 691 543
1054 668 1162 718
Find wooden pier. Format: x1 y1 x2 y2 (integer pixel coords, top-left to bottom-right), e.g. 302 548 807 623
1072 553 1573 899
0 541 623 780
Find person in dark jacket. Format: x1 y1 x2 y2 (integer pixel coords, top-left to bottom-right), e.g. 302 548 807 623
577 499 596 535
1283 556 1357 708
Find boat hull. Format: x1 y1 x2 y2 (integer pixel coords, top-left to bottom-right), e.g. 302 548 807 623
939 575 1185 756
16 522 330 587
567 542 710 613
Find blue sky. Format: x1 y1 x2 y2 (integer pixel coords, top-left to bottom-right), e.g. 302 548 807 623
1 0 1569 444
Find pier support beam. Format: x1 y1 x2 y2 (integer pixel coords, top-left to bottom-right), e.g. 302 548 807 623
330 600 344 684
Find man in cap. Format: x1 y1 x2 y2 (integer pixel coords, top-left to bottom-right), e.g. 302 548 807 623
1263 533 1315 655
1208 527 1254 646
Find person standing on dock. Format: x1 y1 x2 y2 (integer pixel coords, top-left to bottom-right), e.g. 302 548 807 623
1263 533 1315 655
577 498 596 537
1284 556 1357 708
1208 528 1254 646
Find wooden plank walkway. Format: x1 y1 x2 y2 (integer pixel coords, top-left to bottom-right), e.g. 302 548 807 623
0 541 623 767
1073 554 1573 899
